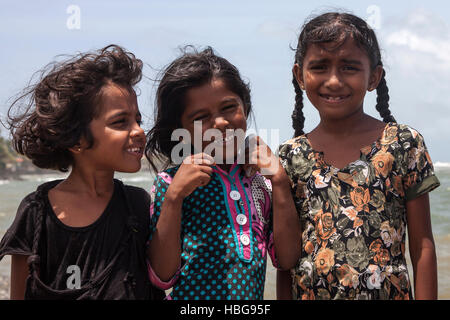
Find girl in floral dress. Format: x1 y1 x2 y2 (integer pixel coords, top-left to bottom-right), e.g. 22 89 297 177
277 12 440 300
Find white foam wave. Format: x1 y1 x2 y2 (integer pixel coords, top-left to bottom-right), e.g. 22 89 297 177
435 162 450 168
120 177 154 183
0 180 9 186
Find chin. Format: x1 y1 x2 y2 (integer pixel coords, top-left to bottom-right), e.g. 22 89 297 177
119 163 142 173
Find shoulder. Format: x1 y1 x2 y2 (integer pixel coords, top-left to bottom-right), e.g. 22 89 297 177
278 136 316 182
17 180 61 216
278 135 309 158
0 180 59 256
121 183 151 205
382 122 426 149
152 166 179 186
115 181 151 230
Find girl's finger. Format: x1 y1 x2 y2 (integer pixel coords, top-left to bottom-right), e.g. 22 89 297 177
192 153 215 165
198 172 212 186
200 165 214 176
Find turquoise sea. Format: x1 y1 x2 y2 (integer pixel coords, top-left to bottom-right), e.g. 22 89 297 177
1 164 449 299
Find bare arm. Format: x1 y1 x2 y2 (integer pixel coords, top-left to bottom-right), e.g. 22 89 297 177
246 136 302 270
276 269 293 300
147 192 184 282
270 169 302 270
148 154 214 282
10 254 29 300
406 193 437 300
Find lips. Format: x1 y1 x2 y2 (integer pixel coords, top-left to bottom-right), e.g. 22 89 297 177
126 145 144 157
319 93 351 103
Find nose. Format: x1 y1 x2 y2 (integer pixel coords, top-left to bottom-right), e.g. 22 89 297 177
131 121 145 138
213 116 229 130
325 69 344 90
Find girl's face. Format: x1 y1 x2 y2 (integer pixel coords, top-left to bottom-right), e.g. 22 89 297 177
294 37 382 121
180 78 247 165
76 84 146 173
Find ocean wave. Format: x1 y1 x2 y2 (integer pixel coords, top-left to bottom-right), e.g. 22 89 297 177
0 180 9 186
435 162 450 168
120 177 154 183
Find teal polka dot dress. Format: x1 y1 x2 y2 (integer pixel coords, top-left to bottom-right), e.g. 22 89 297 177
148 163 278 300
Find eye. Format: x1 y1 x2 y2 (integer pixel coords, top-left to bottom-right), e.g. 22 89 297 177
309 64 327 72
193 114 208 122
342 65 360 72
112 118 126 125
222 104 237 112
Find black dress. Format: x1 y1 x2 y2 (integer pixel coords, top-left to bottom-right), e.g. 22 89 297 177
0 179 165 300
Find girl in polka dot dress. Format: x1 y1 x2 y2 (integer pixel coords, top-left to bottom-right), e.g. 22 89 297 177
145 47 302 300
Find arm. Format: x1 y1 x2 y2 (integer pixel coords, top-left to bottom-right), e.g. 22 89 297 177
276 269 293 300
270 168 302 270
147 153 214 282
405 193 437 300
245 136 302 270
147 192 183 282
10 254 29 300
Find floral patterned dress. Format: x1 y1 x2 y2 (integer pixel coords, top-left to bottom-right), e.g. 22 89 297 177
278 123 440 300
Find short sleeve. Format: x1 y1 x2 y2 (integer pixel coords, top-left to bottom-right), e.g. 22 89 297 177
277 140 310 213
148 172 173 241
266 209 280 269
123 184 151 244
402 128 440 201
257 177 279 269
147 171 180 290
0 194 37 260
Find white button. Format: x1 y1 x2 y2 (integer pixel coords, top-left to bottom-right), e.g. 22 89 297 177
236 214 247 225
229 190 241 201
240 234 250 246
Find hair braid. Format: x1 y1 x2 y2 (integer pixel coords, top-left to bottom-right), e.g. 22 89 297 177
291 75 305 137
375 69 396 123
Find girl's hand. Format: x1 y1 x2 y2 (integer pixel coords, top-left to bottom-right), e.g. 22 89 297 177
167 153 215 202
243 135 283 181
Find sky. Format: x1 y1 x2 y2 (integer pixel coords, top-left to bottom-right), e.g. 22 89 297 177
1 0 449 162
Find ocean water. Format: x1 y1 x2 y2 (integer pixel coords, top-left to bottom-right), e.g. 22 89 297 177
0 165 449 299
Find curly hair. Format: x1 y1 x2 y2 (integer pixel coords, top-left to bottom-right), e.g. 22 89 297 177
291 12 396 137
145 46 252 172
6 44 143 172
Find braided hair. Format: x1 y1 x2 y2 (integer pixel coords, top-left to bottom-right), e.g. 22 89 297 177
291 12 395 137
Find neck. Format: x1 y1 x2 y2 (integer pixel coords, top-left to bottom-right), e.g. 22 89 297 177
316 109 372 137
59 163 115 197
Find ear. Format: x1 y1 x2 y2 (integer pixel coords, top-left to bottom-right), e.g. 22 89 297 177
368 65 383 92
292 64 305 90
68 144 83 154
69 137 88 154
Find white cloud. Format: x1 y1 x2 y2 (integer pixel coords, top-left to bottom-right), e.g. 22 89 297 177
383 9 450 71
386 29 450 70
377 9 450 161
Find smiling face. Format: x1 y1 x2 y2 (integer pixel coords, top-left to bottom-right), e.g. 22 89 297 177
294 37 382 122
180 78 247 165
76 84 146 173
